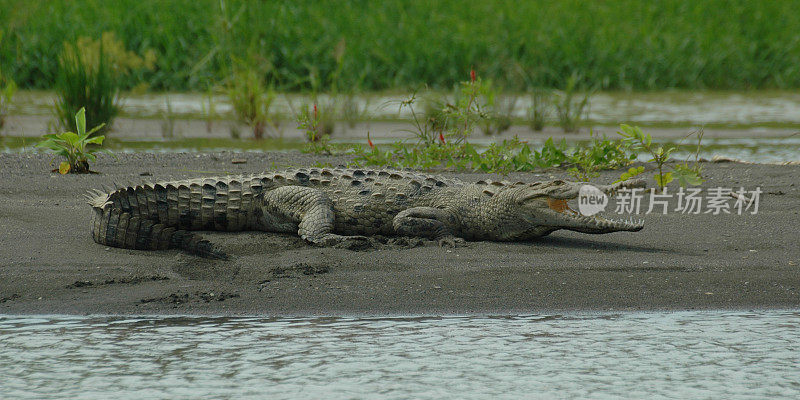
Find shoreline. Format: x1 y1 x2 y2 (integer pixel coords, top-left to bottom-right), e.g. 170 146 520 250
1 152 798 315
4 113 800 141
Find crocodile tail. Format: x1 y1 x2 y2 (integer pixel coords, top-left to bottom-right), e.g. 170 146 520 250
87 190 228 259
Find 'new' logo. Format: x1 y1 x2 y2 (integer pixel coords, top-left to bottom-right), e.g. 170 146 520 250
578 185 608 216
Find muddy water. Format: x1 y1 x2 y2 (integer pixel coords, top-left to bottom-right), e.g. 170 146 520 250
1 311 799 399
10 90 800 127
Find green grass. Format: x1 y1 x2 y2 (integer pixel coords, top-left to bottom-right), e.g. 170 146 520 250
2 0 800 92
53 39 119 134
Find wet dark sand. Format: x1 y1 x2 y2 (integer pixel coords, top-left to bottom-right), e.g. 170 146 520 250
1 152 798 315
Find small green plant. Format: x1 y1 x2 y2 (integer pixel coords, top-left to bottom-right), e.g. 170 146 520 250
303 67 337 137
616 124 704 190
297 103 333 154
554 74 592 133
228 66 276 139
54 32 155 135
36 107 111 174
447 69 492 142
673 127 706 185
528 88 552 131
420 94 451 143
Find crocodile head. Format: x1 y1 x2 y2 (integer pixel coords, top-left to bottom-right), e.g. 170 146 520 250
492 178 646 239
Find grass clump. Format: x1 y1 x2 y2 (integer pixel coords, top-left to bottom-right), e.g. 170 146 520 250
340 90 369 128
0 30 16 132
54 32 155 135
474 80 515 136
0 69 16 132
527 88 552 131
228 66 276 139
160 96 177 138
36 107 111 174
554 74 593 133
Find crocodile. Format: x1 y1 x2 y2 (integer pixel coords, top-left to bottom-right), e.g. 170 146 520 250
86 168 645 259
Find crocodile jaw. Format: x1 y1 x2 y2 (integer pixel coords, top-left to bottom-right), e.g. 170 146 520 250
541 207 644 233
542 178 646 233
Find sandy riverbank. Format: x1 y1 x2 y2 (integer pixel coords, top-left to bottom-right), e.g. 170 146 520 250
1 152 798 315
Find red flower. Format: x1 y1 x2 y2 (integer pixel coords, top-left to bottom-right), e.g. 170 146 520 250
367 131 374 149
313 104 318 121
470 69 476 83
439 132 446 144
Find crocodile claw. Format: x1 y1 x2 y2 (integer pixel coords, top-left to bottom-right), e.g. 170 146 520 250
309 234 372 250
437 236 466 248
334 235 373 251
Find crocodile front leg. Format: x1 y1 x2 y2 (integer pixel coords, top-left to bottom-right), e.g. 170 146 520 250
392 207 464 247
259 186 369 248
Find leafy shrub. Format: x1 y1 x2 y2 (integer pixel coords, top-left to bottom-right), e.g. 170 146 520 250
36 108 111 174
616 124 704 190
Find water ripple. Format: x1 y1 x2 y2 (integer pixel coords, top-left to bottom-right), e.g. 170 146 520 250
1 311 799 399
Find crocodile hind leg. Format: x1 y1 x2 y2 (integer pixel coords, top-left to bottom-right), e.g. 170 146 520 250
259 186 370 248
392 207 465 247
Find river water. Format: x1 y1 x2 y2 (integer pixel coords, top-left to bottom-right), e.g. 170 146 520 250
1 311 798 399
11 90 800 127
